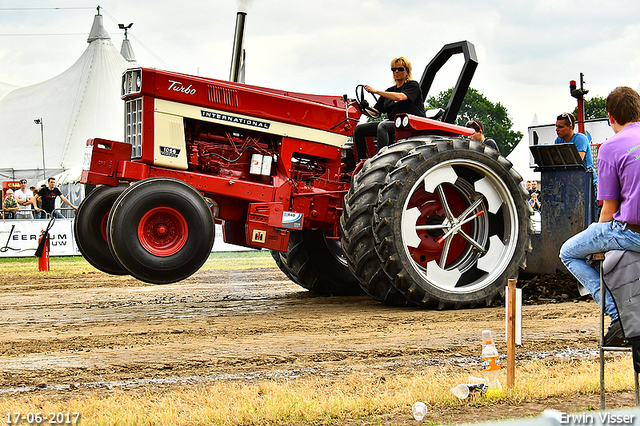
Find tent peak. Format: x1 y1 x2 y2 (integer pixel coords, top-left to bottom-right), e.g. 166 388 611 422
87 12 110 43
118 23 136 62
120 39 136 62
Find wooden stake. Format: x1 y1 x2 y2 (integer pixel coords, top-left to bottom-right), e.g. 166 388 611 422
506 278 517 389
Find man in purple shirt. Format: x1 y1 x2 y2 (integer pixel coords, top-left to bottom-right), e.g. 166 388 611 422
560 86 640 346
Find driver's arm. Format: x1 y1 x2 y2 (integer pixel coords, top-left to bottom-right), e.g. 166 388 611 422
366 85 407 102
377 91 407 102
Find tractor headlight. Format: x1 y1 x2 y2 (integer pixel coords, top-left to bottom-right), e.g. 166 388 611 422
122 69 142 96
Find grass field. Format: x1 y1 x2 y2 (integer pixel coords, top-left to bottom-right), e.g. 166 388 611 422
0 358 635 426
0 250 276 275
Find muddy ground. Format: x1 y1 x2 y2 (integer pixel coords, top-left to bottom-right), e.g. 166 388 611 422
0 266 637 425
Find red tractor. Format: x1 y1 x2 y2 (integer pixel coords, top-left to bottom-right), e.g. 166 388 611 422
75 41 532 309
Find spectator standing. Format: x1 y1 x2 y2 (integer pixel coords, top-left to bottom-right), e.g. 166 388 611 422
39 177 77 218
14 179 39 219
31 186 46 219
3 189 18 219
465 119 499 152
529 181 541 198
559 86 640 346
529 192 541 212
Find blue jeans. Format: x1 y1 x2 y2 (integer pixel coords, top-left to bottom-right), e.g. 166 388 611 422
559 220 640 321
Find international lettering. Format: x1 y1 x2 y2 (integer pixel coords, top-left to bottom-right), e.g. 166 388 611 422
200 110 271 129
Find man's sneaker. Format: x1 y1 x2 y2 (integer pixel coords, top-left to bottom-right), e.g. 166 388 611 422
603 319 628 347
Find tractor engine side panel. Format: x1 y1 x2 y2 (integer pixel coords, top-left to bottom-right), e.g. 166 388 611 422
115 68 359 249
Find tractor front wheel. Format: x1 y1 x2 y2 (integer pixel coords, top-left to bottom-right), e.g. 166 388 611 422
107 177 215 284
74 185 128 275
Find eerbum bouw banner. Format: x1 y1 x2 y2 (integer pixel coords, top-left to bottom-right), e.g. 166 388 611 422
0 219 79 257
0 220 251 258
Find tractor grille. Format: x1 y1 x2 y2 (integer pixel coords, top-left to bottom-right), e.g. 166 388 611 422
208 84 239 108
125 98 143 159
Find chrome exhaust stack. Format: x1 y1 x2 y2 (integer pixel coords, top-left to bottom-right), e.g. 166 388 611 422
229 11 246 83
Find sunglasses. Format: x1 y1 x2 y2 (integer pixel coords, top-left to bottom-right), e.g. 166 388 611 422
466 120 482 132
560 112 573 126
391 67 407 72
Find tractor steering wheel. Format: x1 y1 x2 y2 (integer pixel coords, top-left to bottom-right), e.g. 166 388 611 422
355 84 380 119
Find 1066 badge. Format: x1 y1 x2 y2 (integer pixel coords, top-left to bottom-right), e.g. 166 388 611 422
159 146 181 158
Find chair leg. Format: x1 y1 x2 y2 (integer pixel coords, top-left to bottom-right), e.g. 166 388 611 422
600 260 606 410
598 253 639 409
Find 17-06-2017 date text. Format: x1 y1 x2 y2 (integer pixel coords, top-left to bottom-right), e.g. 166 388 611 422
6 412 81 425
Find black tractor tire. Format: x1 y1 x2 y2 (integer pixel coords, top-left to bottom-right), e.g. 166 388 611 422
107 177 215 284
73 185 128 275
374 136 532 309
340 141 434 306
279 230 364 296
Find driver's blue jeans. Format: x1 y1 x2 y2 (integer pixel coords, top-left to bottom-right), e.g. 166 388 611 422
559 220 640 321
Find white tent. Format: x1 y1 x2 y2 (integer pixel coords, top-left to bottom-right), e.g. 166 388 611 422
0 12 137 184
507 137 540 183
0 82 18 101
507 114 541 183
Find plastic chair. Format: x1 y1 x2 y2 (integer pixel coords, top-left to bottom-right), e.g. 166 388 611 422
594 252 640 410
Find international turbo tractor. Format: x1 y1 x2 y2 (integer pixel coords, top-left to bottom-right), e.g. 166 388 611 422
75 40 532 309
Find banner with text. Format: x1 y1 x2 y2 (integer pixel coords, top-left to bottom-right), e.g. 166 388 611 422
0 220 252 257
0 219 79 257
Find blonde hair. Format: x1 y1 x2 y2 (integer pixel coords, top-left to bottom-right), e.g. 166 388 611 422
390 56 413 82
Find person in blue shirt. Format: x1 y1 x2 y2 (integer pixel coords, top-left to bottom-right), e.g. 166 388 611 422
554 112 597 185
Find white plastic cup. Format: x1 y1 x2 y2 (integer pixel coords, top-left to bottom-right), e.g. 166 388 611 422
450 383 470 399
412 401 428 421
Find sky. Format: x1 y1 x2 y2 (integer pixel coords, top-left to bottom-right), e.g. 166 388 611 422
2 0 640 143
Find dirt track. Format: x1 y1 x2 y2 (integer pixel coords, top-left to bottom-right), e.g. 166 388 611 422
0 266 636 424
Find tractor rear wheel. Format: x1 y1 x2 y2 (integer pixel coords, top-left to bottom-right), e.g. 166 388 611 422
279 230 364 296
270 249 298 283
74 185 128 275
107 177 215 284
340 141 432 306
374 136 532 309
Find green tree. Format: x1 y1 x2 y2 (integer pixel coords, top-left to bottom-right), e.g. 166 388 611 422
571 96 607 120
425 87 522 155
